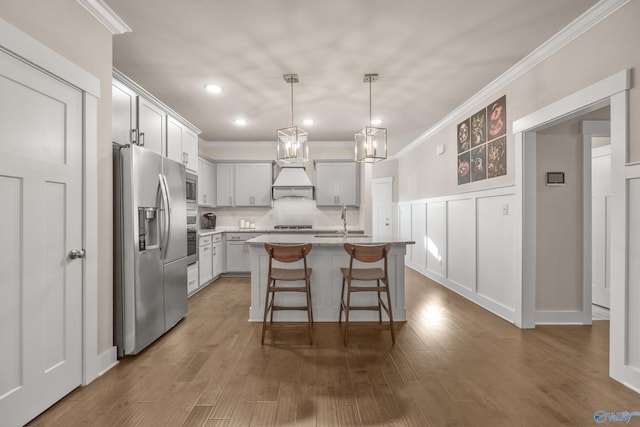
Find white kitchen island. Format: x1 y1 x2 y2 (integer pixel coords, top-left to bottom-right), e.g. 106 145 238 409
246 234 414 322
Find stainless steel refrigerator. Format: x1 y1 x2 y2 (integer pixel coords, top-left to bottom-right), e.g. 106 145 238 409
113 144 188 356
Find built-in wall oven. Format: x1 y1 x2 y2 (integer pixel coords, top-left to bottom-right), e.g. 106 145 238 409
187 210 198 265
186 172 197 206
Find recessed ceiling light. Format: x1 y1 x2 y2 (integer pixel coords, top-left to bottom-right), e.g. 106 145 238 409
204 83 222 94
303 119 314 126
370 118 382 125
233 118 247 126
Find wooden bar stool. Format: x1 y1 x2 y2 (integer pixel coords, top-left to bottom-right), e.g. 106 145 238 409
339 243 395 345
262 243 313 345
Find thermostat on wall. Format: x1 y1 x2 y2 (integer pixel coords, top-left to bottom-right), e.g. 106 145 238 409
546 172 565 186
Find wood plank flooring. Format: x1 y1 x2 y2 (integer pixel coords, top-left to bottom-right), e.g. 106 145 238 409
28 269 638 426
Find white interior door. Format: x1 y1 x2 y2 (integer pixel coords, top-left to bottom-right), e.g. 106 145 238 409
372 177 393 237
592 144 611 308
0 50 83 426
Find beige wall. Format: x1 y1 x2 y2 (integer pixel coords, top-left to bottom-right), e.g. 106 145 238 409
535 108 610 311
386 1 640 202
0 2 114 354
535 121 583 311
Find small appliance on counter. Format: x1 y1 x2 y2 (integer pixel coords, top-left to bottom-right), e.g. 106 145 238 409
201 213 216 229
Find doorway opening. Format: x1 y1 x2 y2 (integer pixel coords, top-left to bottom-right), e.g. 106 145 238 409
526 106 610 325
514 68 638 390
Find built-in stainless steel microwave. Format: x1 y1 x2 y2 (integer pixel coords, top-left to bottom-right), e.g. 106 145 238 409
186 172 197 206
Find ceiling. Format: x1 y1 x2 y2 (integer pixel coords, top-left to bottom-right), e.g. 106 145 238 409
106 0 598 155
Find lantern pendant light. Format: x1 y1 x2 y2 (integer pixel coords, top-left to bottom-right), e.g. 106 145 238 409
355 73 387 163
277 74 309 164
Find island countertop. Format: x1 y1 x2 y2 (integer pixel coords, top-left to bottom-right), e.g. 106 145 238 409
246 233 414 246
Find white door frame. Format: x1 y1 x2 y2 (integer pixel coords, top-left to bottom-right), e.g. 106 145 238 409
0 18 102 385
514 69 634 389
584 121 612 310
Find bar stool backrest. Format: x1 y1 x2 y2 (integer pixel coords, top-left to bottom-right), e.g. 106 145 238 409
265 243 312 263
343 243 390 264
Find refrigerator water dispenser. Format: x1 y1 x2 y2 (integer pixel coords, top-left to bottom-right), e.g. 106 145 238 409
138 207 158 251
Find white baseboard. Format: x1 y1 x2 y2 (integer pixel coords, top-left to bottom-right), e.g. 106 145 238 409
96 346 118 377
535 310 590 325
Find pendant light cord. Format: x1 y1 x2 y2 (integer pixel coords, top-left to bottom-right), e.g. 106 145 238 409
290 80 294 127
369 78 372 126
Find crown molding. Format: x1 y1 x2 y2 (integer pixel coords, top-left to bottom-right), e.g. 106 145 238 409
199 140 353 149
77 0 131 35
391 0 630 160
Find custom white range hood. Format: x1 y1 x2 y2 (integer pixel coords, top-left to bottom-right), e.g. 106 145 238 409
272 165 314 199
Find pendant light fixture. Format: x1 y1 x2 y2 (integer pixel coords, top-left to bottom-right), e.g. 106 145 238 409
355 73 387 163
277 74 309 164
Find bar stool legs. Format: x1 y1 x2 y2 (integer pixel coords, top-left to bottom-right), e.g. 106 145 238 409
261 243 313 345
339 243 395 346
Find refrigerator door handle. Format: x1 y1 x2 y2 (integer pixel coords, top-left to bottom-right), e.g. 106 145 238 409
159 173 172 260
157 174 166 258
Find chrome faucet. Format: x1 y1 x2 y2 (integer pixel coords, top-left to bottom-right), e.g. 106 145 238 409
341 204 348 237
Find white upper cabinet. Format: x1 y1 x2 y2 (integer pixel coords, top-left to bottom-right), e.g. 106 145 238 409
112 80 137 146
198 156 215 207
315 160 360 206
234 162 272 206
137 96 166 156
182 128 198 172
166 117 183 162
113 71 201 164
216 163 235 207
213 162 273 207
167 116 198 173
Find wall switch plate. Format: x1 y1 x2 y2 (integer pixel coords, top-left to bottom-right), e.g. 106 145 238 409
502 204 509 215
436 144 445 155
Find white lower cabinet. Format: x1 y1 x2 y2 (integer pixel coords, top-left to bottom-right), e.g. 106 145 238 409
226 241 246 272
197 233 223 293
187 262 199 295
199 236 213 286
212 241 224 278
226 233 259 272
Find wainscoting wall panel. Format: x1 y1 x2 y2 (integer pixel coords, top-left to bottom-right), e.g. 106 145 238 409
398 204 412 265
446 198 474 291
627 176 640 370
476 194 516 312
399 187 517 323
426 202 446 277
410 203 426 269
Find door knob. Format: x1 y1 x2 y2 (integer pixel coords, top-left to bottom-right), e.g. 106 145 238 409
68 249 85 259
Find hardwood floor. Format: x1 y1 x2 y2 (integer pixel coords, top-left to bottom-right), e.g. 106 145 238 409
29 269 638 426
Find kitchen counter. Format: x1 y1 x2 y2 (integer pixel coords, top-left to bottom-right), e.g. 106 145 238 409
246 234 414 323
246 233 411 246
198 228 366 237
198 229 225 237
